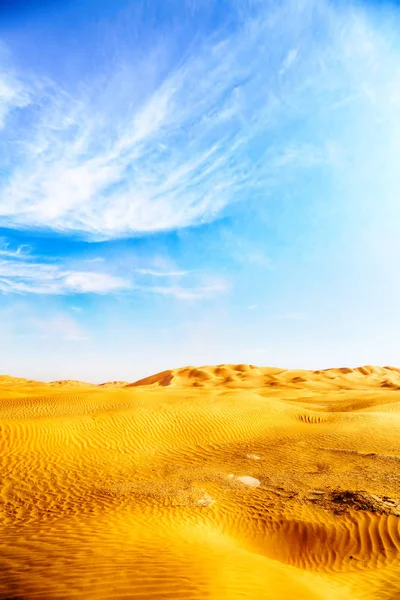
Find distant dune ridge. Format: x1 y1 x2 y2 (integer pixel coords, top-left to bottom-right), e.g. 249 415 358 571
2 363 400 390
1 364 400 599
126 363 400 390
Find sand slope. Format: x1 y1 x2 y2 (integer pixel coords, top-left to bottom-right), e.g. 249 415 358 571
1 364 400 599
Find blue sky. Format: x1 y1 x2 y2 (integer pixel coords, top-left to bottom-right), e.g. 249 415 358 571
0 0 399 381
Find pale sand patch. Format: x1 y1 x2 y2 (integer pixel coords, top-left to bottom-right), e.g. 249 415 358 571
227 473 261 487
246 454 261 460
235 475 261 487
196 493 215 507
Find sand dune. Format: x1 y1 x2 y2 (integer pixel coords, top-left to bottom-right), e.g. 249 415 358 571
125 363 400 390
1 365 400 599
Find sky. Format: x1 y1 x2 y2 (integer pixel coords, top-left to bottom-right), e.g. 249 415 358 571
0 0 399 382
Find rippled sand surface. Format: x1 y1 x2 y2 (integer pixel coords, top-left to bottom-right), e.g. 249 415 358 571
1 364 400 599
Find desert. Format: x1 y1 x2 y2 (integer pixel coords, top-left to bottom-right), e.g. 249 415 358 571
2 0 400 597
1 364 400 599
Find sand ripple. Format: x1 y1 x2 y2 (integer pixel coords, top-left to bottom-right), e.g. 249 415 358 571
1 365 400 599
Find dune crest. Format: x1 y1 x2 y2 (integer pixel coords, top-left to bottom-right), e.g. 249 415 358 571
126 363 400 391
2 363 400 391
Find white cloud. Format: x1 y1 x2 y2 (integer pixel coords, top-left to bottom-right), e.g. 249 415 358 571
1 0 397 238
0 49 238 238
70 305 83 312
63 272 128 294
0 71 30 129
279 48 298 75
0 239 31 259
0 252 130 295
135 268 189 277
139 276 229 300
0 240 227 299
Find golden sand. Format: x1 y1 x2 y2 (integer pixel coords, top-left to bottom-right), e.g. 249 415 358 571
1 364 400 599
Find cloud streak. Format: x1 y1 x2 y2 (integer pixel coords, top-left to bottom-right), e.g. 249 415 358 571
138 277 229 300
0 240 228 299
1 0 399 239
134 268 189 277
0 259 130 294
0 69 30 129
0 239 131 294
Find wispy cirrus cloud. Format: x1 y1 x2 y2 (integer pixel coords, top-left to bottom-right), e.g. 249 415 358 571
0 238 30 258
0 240 228 299
0 240 130 294
138 276 229 300
0 70 30 128
0 258 130 294
1 0 399 239
134 268 189 277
